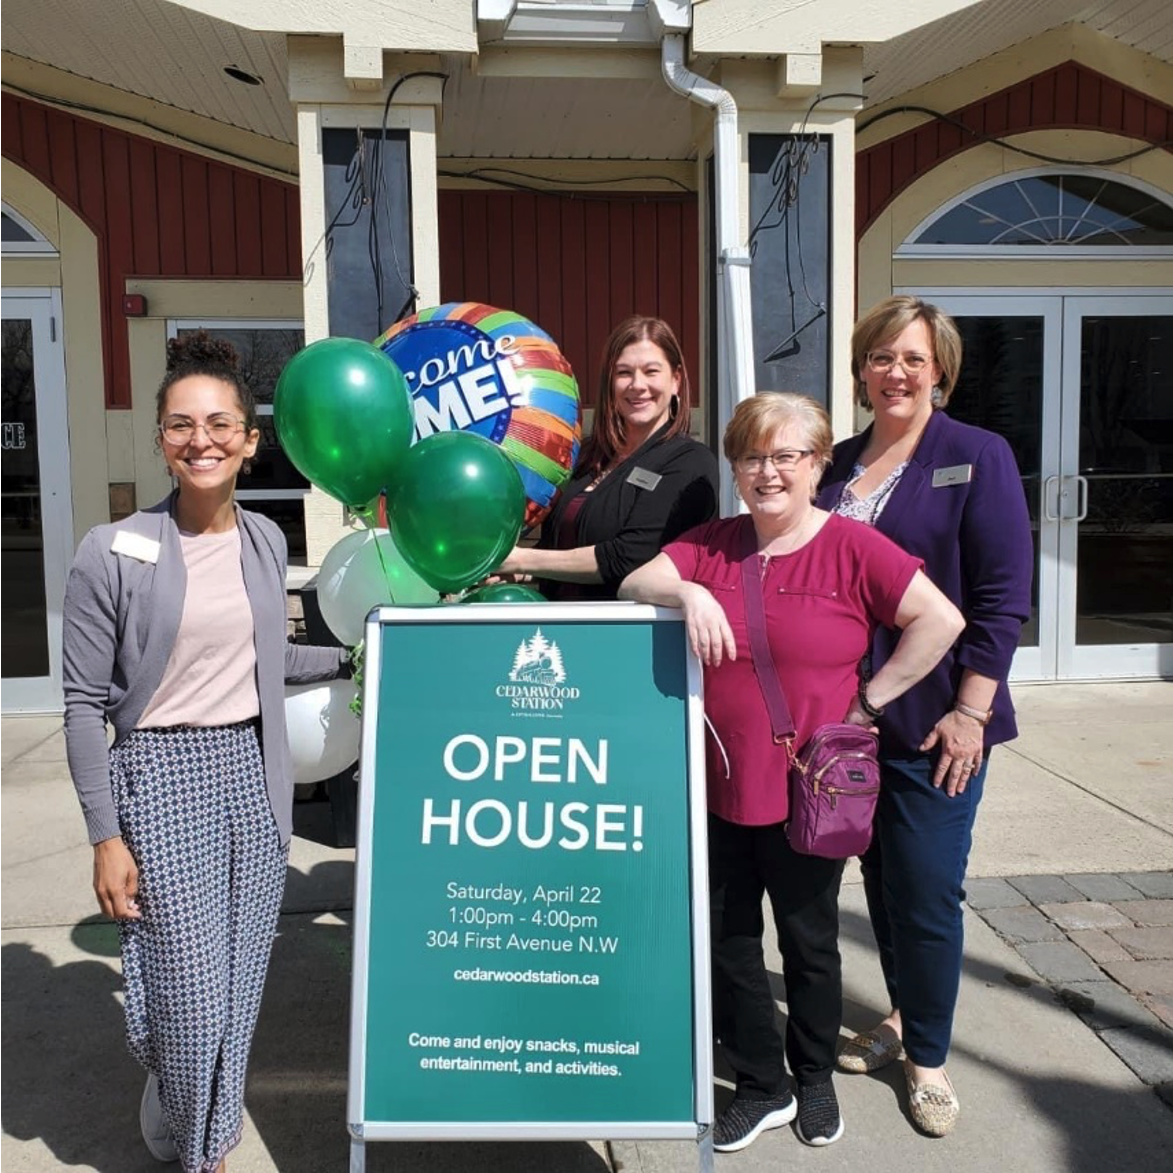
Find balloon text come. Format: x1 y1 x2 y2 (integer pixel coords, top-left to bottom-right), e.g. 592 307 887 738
377 303 582 528
403 334 523 442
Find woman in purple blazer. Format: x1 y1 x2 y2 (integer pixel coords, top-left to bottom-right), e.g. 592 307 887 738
816 296 1032 1137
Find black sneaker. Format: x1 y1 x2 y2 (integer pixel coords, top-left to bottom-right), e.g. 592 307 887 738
795 1079 845 1146
712 1091 797 1152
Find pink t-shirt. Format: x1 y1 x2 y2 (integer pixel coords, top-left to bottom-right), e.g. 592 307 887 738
663 513 920 826
138 526 259 728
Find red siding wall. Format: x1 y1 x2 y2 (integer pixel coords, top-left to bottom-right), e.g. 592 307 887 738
1 94 301 407
857 61 1173 237
439 190 699 407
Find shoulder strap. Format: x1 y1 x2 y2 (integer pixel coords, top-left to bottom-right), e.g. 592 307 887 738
738 521 796 744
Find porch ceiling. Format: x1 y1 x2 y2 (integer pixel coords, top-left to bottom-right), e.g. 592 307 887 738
2 0 296 142
1 0 695 160
437 58 694 158
862 0 1173 108
2 0 1168 160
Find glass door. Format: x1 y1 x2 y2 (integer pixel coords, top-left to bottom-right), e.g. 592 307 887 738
1062 296 1173 678
2 290 73 712
923 295 1063 680
910 289 1172 681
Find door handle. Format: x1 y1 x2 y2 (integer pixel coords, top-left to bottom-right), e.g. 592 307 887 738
1073 474 1089 522
1043 475 1060 521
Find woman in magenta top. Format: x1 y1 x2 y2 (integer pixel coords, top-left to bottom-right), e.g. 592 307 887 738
620 393 962 1153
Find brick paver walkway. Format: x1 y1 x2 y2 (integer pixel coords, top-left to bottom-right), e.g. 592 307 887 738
966 870 1173 1109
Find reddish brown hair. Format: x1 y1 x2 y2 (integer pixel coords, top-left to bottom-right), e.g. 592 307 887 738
576 316 692 478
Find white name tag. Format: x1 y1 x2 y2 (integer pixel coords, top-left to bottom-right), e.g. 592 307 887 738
111 530 161 564
626 467 663 491
932 464 973 488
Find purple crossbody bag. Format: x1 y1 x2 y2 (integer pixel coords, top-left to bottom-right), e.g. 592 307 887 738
740 538 880 859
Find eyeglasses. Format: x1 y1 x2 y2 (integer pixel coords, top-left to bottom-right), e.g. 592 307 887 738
866 350 933 375
735 450 814 474
159 414 247 446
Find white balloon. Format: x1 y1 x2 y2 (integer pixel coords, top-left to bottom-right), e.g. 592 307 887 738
316 527 437 646
284 680 361 786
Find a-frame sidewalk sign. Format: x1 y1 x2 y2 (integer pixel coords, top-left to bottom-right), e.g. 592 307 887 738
348 602 714 1172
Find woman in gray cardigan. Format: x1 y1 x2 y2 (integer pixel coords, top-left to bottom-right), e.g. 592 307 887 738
62 333 346 1173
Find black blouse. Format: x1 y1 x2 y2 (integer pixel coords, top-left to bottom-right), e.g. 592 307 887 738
535 426 719 601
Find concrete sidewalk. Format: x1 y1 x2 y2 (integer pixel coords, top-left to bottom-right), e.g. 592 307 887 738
3 682 1172 1171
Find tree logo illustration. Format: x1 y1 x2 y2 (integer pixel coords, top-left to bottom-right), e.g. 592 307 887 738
508 628 568 686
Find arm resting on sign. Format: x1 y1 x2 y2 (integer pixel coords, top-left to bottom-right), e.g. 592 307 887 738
619 553 736 667
495 542 603 584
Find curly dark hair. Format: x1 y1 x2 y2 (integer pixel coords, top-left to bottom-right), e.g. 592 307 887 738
155 330 259 432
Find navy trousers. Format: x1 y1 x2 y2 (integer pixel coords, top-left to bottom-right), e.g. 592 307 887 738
860 750 988 1067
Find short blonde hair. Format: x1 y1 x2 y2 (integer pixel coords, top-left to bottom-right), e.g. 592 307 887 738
851 295 963 410
723 392 833 484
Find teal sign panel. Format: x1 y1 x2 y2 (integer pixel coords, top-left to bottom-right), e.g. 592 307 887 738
357 615 697 1126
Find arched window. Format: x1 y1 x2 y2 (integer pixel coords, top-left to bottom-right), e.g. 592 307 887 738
1 204 58 256
897 170 1173 258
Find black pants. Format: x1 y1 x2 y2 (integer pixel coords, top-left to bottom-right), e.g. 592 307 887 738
709 814 845 1095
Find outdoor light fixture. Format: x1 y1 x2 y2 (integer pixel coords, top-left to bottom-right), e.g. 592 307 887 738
223 66 263 86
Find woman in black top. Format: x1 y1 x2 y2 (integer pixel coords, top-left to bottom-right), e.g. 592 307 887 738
494 316 718 600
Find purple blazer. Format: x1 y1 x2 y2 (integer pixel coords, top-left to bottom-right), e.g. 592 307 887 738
816 410 1033 754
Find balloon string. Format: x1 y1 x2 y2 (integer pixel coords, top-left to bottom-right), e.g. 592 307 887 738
372 527 398 605
351 501 379 529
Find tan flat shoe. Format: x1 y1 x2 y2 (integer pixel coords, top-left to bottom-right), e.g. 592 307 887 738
836 1026 904 1074
905 1066 960 1137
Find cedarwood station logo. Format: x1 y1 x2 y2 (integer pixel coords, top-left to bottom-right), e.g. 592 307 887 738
496 629 581 717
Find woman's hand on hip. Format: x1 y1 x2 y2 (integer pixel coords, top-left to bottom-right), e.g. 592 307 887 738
680 584 736 667
921 709 985 796
93 837 141 920
841 695 879 733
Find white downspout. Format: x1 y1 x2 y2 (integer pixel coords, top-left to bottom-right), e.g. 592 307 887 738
661 34 754 516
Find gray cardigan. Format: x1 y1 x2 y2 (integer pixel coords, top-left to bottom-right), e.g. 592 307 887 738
62 493 346 846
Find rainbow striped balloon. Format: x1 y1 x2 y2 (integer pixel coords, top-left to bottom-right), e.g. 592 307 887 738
376 303 582 530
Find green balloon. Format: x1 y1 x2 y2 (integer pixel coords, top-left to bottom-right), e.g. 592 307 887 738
389 432 525 594
274 338 413 508
464 583 546 604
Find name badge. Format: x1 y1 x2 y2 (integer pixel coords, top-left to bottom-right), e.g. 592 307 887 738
111 531 161 564
932 464 973 488
626 467 662 491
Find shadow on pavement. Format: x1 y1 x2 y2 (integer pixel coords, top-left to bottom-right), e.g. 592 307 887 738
2 931 161 1172
4 875 1167 1172
767 902 1172 1172
2 863 610 1173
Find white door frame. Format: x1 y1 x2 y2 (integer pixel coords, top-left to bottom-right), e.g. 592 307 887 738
2 288 74 712
900 286 1173 682
1060 293 1173 680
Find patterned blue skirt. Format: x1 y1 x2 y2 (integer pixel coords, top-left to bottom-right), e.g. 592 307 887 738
111 721 288 1173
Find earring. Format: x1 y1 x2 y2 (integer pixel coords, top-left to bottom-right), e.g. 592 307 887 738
669 394 680 420
931 385 943 407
